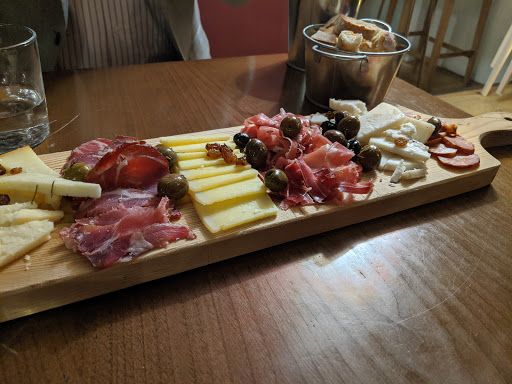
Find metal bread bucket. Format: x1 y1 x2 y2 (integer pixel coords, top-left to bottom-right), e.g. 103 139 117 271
303 24 411 108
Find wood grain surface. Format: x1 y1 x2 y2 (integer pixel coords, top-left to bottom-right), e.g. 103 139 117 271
1 54 511 383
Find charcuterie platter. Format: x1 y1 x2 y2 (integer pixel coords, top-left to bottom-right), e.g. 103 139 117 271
0 108 511 323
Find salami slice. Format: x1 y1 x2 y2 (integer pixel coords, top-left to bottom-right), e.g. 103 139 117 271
442 135 475 155
437 154 480 168
425 133 443 146
428 143 457 157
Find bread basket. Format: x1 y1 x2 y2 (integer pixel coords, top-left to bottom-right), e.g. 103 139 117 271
302 24 411 109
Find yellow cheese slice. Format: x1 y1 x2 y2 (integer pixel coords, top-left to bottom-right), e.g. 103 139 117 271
0 173 101 198
0 188 61 209
177 150 242 170
160 134 231 147
0 202 38 215
0 220 54 268
189 177 267 205
0 146 58 176
193 194 277 233
0 208 64 227
180 164 251 180
188 169 258 192
176 151 209 161
170 141 236 153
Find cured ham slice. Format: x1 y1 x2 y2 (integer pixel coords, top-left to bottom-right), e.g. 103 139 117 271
61 138 113 174
61 196 195 269
84 140 169 191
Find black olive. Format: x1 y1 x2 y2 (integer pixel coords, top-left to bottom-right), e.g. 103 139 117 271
325 110 336 120
234 132 251 148
427 117 442 135
356 145 382 171
264 168 288 192
280 115 302 138
156 146 178 171
0 194 10 205
157 174 189 200
335 111 349 124
324 129 348 146
320 120 337 134
347 139 362 156
245 138 268 169
63 162 91 181
338 116 360 140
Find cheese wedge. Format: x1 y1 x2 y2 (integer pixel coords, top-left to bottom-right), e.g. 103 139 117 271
160 134 231 147
356 103 407 145
189 177 267 205
193 194 277 233
404 118 435 144
188 169 258 192
369 137 430 162
0 208 64 227
177 149 242 170
0 188 61 209
169 141 236 153
0 173 101 198
0 146 58 176
0 220 54 268
180 164 251 180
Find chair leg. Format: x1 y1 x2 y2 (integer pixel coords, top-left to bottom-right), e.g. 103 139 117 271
481 29 512 96
397 0 416 37
496 55 512 95
416 0 437 87
422 0 455 92
464 0 493 86
385 0 398 25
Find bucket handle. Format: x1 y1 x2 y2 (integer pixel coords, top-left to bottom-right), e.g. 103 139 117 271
312 45 367 61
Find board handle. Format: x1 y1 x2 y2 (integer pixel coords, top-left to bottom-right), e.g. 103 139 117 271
460 112 512 148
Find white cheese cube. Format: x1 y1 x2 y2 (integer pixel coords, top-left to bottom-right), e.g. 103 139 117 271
356 103 408 145
404 118 435 143
329 99 368 117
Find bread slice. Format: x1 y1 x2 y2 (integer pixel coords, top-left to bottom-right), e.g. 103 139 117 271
0 220 54 268
371 31 397 52
336 30 363 52
334 15 379 40
311 30 337 46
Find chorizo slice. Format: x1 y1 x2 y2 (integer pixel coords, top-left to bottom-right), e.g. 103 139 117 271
428 143 457 157
425 133 443 146
442 135 475 155
437 154 480 169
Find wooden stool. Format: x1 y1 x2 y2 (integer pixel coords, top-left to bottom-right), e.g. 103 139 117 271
407 0 493 92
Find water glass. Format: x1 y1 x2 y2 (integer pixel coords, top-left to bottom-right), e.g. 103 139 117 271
0 23 49 154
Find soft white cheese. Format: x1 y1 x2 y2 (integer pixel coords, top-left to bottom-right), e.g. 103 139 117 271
329 99 368 117
369 136 431 162
356 103 408 145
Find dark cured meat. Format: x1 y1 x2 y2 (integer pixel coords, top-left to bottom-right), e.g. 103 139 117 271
61 197 195 269
437 154 480 169
84 140 169 191
442 135 475 155
61 138 113 174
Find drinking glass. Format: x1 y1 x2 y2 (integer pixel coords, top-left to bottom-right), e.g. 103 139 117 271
0 23 49 154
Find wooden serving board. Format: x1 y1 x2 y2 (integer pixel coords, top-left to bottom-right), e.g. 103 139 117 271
1 111 511 323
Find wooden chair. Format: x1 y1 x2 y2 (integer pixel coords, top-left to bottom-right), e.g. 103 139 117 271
481 24 512 96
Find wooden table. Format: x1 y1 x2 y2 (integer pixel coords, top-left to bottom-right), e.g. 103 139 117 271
1 54 511 383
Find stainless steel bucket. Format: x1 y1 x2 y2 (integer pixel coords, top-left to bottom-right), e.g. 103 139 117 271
303 24 411 109
287 0 364 71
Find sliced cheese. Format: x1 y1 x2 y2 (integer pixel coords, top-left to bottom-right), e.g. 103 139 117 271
356 103 407 145
189 177 267 205
0 146 58 176
188 169 258 192
369 137 430 162
404 118 435 144
170 141 236 153
0 201 38 215
180 164 251 180
177 149 242 170
379 150 427 171
0 208 64 227
0 173 101 198
193 194 277 233
160 134 231 147
0 188 61 210
176 151 210 161
0 220 54 268
329 99 368 117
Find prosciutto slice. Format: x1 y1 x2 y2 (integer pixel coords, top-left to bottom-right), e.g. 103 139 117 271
61 138 113 174
61 193 195 269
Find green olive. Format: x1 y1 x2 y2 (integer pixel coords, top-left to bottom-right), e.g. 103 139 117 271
156 146 178 171
356 145 382 171
337 116 360 140
245 138 268 169
324 129 348 146
280 115 302 138
264 168 288 192
427 117 442 135
157 174 189 200
63 162 91 181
